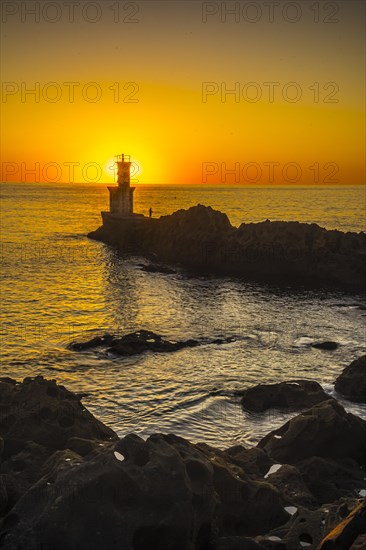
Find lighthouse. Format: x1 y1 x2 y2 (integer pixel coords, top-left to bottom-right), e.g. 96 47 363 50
108 154 135 217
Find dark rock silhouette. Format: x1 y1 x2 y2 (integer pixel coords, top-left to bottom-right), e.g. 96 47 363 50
311 342 338 351
0 376 117 452
68 329 235 357
318 499 366 549
261 497 362 550
88 204 366 290
1 377 365 550
352 534 366 548
297 456 366 505
335 355 366 403
240 380 331 412
258 399 366 465
69 333 116 350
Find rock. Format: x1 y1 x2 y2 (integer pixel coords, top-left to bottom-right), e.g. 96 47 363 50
66 437 98 457
0 377 118 517
139 263 175 274
240 380 331 413
0 432 289 549
88 204 366 290
297 457 366 505
0 477 7 516
69 329 237 357
0 376 117 453
335 355 366 403
1 440 51 511
166 435 289 537
261 497 359 550
108 331 199 356
318 499 366 549
311 342 338 351
2 376 366 550
258 400 366 465
261 463 318 509
223 446 272 479
351 534 366 548
69 329 198 355
68 333 116 350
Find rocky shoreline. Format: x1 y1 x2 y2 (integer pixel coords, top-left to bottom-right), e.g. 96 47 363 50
88 205 366 291
1 357 365 549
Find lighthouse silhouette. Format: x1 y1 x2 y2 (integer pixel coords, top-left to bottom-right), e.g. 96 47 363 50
108 154 135 217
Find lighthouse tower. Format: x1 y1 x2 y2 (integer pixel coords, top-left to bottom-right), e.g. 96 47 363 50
108 154 135 217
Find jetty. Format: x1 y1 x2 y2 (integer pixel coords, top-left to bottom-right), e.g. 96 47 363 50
89 156 366 291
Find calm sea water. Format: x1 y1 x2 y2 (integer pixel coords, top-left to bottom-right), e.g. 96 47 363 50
1 183 365 448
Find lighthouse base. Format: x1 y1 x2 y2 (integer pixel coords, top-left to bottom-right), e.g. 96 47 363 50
87 211 154 251
101 211 146 222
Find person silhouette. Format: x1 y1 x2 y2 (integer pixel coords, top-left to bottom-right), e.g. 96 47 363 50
149 207 152 218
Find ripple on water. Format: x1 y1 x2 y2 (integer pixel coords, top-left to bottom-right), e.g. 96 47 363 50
1 183 366 447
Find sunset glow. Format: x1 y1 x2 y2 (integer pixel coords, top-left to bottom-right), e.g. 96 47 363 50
1 1 364 185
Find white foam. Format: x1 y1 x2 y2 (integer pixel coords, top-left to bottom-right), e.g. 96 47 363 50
274 435 282 439
267 536 282 542
358 489 366 497
294 337 314 346
264 464 282 478
300 543 311 548
114 451 125 462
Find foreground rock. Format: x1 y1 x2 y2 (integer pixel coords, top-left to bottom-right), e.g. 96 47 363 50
0 376 117 452
335 355 366 403
1 377 366 550
261 497 363 550
0 376 117 522
241 380 331 413
88 204 366 290
258 399 366 465
318 499 366 549
69 329 235 356
0 377 289 549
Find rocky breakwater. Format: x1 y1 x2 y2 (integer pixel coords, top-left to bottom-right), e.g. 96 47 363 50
88 205 366 290
1 375 366 549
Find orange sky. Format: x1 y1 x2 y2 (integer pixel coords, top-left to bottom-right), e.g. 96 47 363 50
1 1 365 184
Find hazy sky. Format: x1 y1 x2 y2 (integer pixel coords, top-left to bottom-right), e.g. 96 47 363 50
1 0 365 184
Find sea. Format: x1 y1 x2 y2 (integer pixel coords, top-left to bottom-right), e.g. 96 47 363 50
1 183 366 449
